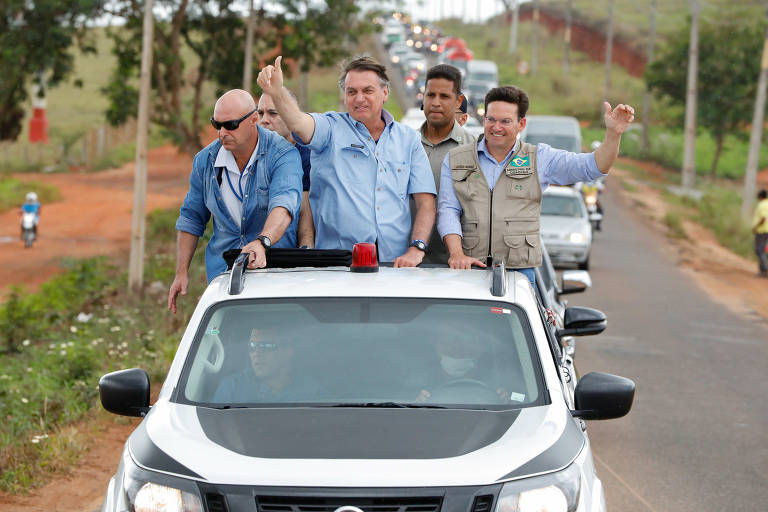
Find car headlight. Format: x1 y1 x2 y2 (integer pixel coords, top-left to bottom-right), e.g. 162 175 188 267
495 462 581 512
569 232 586 244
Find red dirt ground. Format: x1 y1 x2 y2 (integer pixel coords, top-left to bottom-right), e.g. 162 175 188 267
1 153 767 512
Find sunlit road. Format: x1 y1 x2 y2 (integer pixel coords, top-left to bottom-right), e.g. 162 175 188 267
567 177 768 511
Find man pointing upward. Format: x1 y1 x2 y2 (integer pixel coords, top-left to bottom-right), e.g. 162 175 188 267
257 55 436 267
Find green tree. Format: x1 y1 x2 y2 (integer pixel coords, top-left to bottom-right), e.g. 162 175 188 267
103 0 251 154
646 19 766 177
0 0 103 141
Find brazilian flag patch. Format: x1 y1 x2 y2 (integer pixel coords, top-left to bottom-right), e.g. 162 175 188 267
511 155 530 167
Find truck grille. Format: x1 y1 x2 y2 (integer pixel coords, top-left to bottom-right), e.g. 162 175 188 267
256 496 442 512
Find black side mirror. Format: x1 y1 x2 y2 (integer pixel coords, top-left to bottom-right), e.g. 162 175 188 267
572 372 635 420
560 270 591 295
99 368 151 417
557 306 606 339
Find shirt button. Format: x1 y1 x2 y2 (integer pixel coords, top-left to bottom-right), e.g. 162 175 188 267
377 187 381 191
377 206 380 210
397 168 401 173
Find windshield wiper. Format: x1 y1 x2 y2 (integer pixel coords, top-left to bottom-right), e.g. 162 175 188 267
325 402 446 409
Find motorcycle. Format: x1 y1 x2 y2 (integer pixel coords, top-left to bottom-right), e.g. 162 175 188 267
21 211 37 248
582 188 603 232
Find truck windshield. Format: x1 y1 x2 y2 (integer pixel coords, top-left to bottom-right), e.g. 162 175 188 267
178 298 545 409
524 134 581 153
542 195 586 218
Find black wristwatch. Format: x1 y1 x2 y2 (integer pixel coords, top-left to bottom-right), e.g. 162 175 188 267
255 234 272 251
409 239 427 252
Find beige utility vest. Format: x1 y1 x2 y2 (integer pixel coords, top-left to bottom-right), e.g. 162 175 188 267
448 140 542 268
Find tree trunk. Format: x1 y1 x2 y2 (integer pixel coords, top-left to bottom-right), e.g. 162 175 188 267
563 0 573 75
709 134 724 179
531 0 539 75
604 0 615 102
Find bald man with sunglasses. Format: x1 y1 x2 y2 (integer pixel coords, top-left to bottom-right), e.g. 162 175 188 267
169 89 303 313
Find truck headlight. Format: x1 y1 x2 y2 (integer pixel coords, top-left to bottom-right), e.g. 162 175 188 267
495 462 581 512
121 459 203 512
134 482 202 512
569 232 585 244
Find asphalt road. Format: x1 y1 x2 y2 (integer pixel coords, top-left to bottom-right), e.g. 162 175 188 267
566 178 768 511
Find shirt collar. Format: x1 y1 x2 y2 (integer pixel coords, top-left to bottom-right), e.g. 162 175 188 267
214 136 260 175
478 137 519 165
419 119 470 145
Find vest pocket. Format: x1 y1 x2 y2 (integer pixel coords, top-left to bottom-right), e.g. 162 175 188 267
462 235 480 252
503 233 541 268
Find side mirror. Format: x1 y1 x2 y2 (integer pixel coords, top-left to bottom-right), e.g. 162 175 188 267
557 306 606 338
572 372 635 420
560 270 592 295
99 368 151 417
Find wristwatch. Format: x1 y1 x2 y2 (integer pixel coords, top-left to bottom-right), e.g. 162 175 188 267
255 234 272 251
409 239 427 252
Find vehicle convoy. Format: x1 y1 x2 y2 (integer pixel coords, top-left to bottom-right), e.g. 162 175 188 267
98 247 634 512
540 186 593 270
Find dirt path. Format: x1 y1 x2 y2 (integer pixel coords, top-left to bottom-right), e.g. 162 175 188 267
1 155 767 511
0 144 194 299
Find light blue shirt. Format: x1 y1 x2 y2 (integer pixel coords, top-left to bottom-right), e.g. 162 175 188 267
438 139 605 238
296 110 435 262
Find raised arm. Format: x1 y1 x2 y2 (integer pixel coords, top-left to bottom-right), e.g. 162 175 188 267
257 56 316 144
594 102 635 173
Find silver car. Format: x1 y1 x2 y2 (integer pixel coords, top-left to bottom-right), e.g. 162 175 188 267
541 186 592 270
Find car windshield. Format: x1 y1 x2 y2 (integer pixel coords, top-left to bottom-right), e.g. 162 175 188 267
542 194 585 217
178 298 544 409
524 134 581 153
468 72 496 82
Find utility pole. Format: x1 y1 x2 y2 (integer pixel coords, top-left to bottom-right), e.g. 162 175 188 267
243 0 255 90
531 0 539 75
508 0 519 55
641 0 657 155
563 0 572 75
128 0 154 292
681 0 700 190
604 0 615 102
742 12 768 220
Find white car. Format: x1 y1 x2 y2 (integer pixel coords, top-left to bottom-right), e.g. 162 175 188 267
463 115 484 138
541 186 593 270
98 248 633 512
399 107 425 131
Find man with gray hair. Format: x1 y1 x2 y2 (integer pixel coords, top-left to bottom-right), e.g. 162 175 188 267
257 55 435 267
168 89 303 313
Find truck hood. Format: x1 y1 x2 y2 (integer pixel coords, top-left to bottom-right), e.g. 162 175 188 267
129 401 583 486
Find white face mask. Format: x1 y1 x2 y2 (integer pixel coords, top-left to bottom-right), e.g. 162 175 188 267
440 355 476 378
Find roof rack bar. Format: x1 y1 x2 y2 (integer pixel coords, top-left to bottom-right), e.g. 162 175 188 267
228 252 249 295
490 258 506 297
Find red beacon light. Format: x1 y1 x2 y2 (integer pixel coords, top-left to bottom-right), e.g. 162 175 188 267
350 243 378 272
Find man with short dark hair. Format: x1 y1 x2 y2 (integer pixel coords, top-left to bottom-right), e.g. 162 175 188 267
419 64 475 263
257 55 435 267
752 189 768 278
168 89 303 313
438 86 635 283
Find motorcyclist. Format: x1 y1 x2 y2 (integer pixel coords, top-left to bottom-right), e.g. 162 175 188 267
579 181 603 231
20 192 41 236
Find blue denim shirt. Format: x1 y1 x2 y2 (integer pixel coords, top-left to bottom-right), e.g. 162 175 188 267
176 126 303 281
296 110 435 261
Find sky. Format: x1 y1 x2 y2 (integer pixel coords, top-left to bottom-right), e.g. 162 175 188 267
397 0 518 23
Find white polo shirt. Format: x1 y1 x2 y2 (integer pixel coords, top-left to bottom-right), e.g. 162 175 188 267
214 139 259 229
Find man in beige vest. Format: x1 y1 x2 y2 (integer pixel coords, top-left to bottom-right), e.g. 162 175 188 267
418 64 475 263
437 86 634 283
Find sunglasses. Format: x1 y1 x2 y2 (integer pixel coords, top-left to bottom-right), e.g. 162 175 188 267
249 341 281 351
210 108 257 131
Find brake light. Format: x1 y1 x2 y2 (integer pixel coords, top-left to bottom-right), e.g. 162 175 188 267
350 243 378 272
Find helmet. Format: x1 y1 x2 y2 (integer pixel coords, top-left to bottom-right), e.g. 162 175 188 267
26 192 37 202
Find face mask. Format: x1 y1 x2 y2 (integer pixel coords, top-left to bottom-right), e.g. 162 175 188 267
440 355 475 378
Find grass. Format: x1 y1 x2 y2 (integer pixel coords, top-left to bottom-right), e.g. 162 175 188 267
0 208 210 493
0 178 60 212
663 211 687 239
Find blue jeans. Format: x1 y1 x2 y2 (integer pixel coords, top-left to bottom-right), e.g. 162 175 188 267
515 267 536 285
